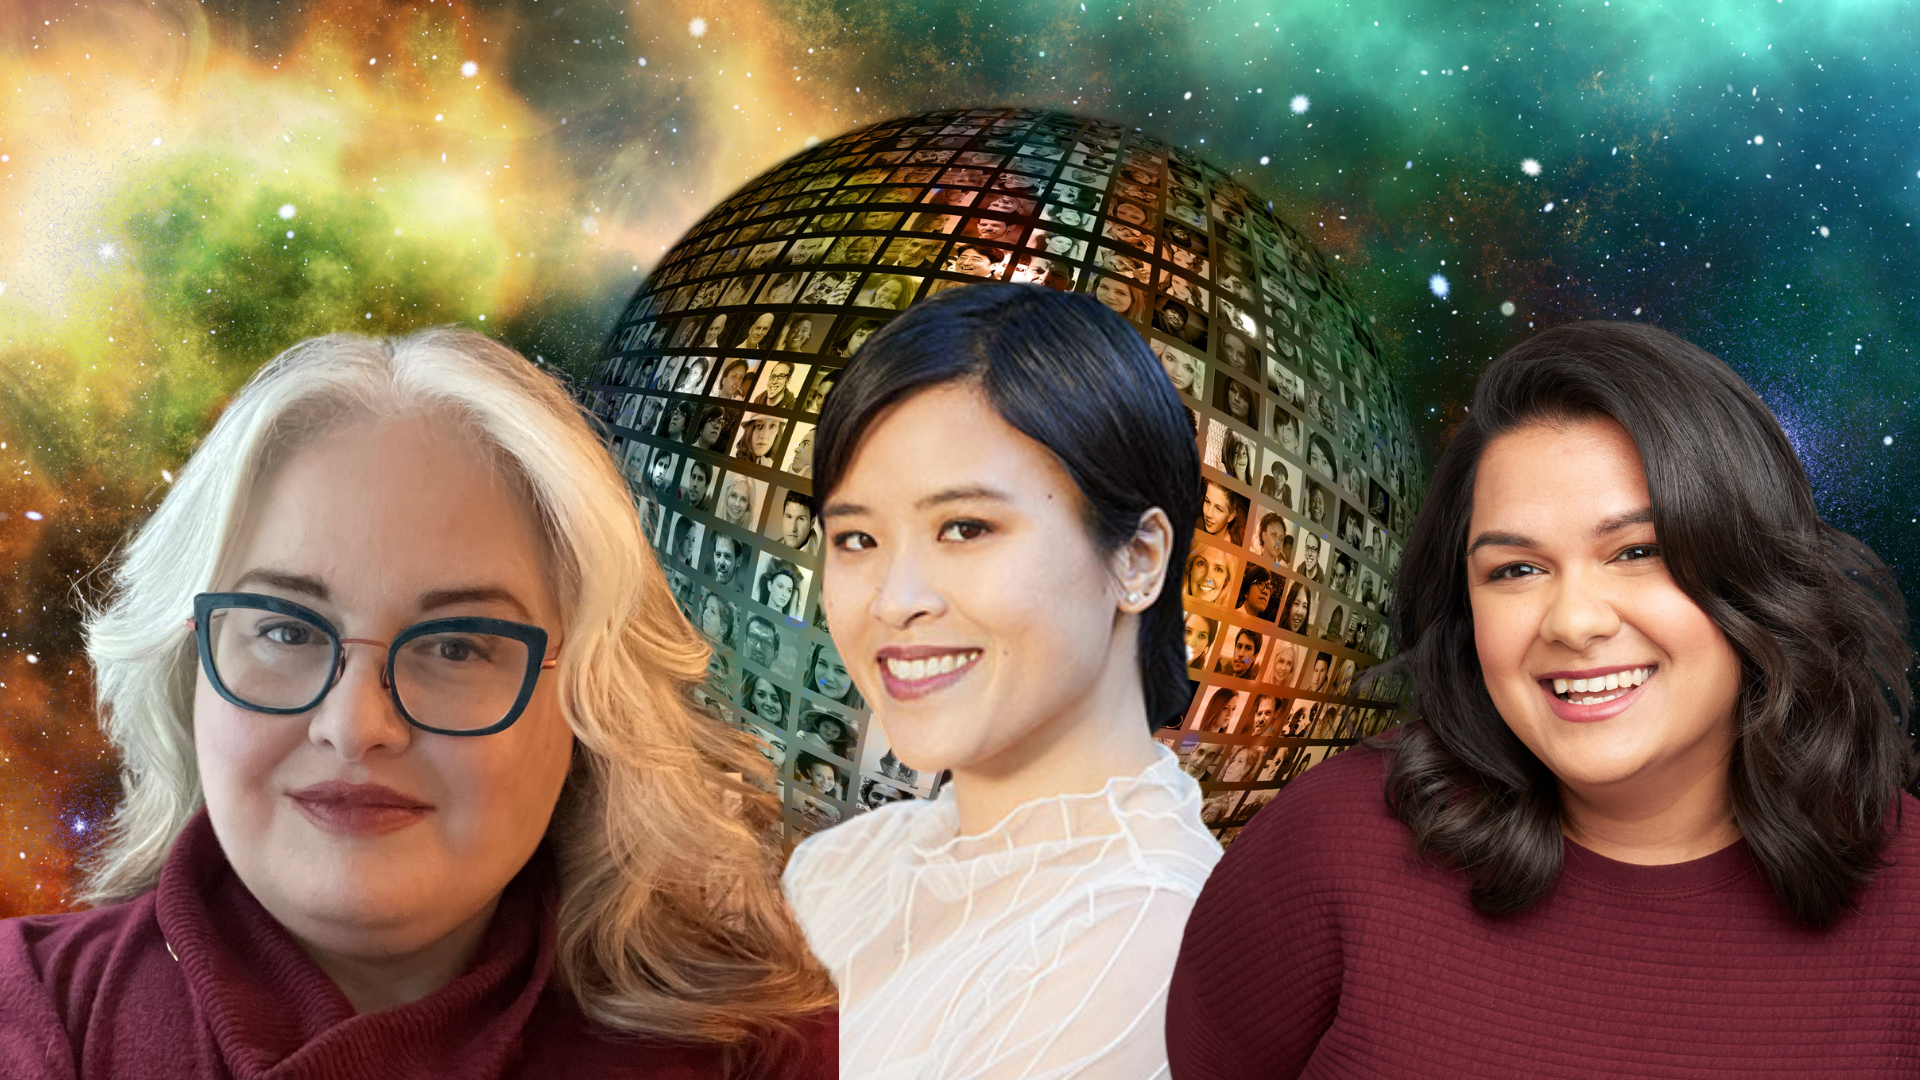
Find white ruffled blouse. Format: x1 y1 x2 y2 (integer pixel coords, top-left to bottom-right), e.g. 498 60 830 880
781 743 1222 1080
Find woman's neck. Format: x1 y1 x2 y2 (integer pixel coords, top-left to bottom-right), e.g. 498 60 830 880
947 659 1163 838
1557 740 1742 865
296 895 501 1014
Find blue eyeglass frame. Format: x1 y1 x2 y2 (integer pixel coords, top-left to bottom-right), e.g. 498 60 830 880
187 591 558 737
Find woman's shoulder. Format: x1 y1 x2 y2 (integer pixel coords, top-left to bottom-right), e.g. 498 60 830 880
0 894 180 1073
1267 740 1398 819
0 894 166 995
1873 791 1920 885
1215 741 1414 883
520 1000 839 1080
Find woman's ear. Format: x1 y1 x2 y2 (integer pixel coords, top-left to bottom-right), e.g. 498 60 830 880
1114 507 1175 614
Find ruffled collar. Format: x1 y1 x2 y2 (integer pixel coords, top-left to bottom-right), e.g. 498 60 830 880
894 744 1201 898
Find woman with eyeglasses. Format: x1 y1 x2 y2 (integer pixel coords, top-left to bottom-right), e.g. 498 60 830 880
0 330 833 1078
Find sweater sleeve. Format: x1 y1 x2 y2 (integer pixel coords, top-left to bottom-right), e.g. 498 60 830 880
1165 752 1374 1079
0 920 81 1080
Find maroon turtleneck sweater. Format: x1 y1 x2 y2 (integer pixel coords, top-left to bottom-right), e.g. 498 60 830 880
0 812 835 1080
1167 743 1920 1078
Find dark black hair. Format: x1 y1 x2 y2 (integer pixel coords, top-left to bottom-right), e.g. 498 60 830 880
1369 320 1914 928
1236 564 1274 610
813 283 1202 729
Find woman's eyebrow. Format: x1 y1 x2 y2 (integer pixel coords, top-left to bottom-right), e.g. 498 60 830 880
824 485 1012 519
232 567 328 600
1594 507 1655 535
418 585 535 621
1468 507 1653 558
1466 530 1535 557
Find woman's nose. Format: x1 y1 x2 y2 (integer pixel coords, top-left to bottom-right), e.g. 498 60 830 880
308 644 412 758
869 548 945 629
1538 569 1624 652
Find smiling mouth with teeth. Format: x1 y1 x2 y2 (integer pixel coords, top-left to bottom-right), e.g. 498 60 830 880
882 650 983 682
1549 666 1654 706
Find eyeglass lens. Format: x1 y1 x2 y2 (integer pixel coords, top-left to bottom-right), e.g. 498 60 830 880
204 606 532 732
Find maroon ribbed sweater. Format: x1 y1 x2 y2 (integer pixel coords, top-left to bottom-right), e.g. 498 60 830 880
0 811 836 1080
1167 744 1920 1078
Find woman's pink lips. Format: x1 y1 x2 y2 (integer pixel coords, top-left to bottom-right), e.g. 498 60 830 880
288 782 432 838
875 648 981 702
1539 671 1653 723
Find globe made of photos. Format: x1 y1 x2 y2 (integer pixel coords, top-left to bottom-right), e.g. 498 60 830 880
579 108 1426 845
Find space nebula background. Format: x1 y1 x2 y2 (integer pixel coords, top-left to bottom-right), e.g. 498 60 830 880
1 0 1914 914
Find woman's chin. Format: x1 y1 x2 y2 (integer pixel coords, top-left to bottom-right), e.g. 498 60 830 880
287 905 475 964
255 869 454 946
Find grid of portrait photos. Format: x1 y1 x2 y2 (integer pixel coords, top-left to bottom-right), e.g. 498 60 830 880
576 108 1425 847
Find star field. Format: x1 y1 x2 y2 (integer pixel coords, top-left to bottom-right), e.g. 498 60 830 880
0 0 1914 913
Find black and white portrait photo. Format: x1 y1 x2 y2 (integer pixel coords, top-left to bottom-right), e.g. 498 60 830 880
1153 295 1209 348
711 471 767 530
1213 374 1257 428
731 414 787 468
766 488 821 554
1149 338 1204 400
1212 625 1264 680
853 273 921 311
704 531 748 593
1089 274 1149 324
1185 612 1218 670
749 360 807 410
754 552 811 620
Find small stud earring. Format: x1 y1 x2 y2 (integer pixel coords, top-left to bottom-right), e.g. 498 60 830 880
1126 591 1142 604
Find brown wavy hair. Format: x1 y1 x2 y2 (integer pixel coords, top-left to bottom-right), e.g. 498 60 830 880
1368 321 1914 928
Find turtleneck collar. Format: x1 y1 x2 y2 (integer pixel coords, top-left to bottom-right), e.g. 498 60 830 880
895 743 1202 898
153 810 557 1080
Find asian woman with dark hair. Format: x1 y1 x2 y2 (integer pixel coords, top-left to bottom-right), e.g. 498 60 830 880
782 284 1221 1079
1169 321 1920 1077
1278 581 1312 635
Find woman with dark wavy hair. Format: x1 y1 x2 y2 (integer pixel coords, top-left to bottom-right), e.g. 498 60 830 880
1168 321 1920 1077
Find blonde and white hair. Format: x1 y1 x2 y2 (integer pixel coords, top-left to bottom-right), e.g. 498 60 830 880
81 328 831 1049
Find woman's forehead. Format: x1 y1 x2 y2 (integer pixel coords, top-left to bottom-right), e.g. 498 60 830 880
233 415 556 622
